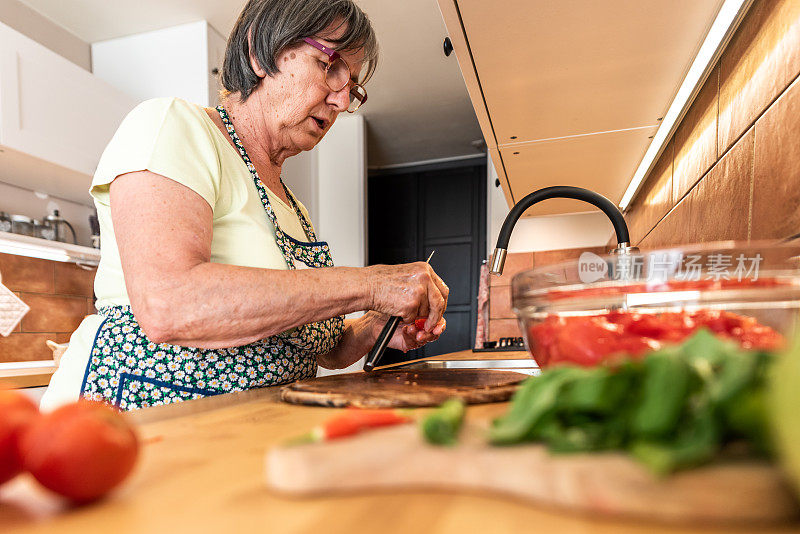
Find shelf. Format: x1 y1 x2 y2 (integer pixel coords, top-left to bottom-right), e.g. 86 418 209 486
0 231 100 266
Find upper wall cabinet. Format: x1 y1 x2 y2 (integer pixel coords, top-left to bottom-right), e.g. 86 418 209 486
437 0 726 217
92 21 227 108
0 21 136 204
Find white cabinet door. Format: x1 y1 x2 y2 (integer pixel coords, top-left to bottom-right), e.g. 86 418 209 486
0 21 135 178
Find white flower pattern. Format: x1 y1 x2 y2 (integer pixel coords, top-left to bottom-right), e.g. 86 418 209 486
79 106 344 411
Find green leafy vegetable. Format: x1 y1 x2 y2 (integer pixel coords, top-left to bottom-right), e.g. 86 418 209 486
491 328 775 476
631 349 692 439
420 398 466 446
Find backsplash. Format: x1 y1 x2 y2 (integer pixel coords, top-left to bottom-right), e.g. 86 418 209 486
487 246 606 340
623 0 800 247
0 253 95 363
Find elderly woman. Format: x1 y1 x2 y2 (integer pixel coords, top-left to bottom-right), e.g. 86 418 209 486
42 0 448 411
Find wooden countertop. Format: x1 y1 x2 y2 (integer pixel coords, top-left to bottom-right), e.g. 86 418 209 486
0 365 56 389
1 351 797 534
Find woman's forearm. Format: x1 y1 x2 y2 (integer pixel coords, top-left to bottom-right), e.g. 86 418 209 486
135 263 372 348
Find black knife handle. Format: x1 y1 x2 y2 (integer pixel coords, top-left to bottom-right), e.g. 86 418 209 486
363 315 402 372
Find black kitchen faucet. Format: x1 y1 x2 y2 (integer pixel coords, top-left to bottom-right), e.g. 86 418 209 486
489 186 637 275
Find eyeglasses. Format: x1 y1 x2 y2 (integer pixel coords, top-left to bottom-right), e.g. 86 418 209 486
302 37 367 113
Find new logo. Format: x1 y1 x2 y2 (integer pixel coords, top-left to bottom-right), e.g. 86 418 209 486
578 251 608 284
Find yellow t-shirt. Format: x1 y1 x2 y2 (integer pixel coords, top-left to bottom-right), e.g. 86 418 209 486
42 97 316 411
91 97 313 308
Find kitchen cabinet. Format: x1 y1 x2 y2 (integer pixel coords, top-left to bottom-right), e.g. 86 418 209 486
0 21 136 203
437 0 728 217
91 21 227 108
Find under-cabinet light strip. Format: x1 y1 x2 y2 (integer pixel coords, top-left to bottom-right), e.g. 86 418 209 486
0 234 99 265
0 241 72 262
619 0 753 211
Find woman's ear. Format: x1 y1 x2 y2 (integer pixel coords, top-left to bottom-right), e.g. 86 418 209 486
248 51 268 78
247 28 267 78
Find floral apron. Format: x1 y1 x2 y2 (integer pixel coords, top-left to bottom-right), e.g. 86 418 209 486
80 106 344 411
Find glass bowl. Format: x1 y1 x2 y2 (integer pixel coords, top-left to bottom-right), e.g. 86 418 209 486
511 241 800 368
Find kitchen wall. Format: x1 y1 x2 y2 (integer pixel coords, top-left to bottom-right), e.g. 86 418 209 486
0 1 96 246
623 0 800 247
0 253 95 363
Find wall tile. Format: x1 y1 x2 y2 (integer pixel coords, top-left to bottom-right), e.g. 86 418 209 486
489 319 521 340
752 75 800 239
630 0 799 252
54 262 96 297
673 67 719 203
0 333 56 362
490 252 533 287
55 333 72 344
626 141 674 245
19 293 88 333
489 285 513 319
534 246 607 267
639 195 695 249
689 128 753 242
719 0 800 153
0 253 54 293
641 129 754 248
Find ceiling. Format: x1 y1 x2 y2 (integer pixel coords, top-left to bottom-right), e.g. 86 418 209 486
439 0 726 216
17 0 484 169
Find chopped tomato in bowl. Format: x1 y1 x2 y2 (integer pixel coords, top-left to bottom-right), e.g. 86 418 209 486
511 243 800 368
527 309 785 368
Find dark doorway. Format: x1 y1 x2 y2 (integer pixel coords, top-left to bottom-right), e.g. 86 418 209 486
368 157 487 365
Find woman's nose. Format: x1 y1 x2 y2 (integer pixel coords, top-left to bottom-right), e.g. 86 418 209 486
327 86 350 112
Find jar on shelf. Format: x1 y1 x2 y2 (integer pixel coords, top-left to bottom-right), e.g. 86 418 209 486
10 215 34 236
0 212 11 233
35 220 56 241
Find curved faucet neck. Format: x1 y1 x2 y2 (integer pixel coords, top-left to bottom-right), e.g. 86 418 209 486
490 186 632 275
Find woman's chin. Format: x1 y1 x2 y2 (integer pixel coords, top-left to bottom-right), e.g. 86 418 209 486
296 132 323 151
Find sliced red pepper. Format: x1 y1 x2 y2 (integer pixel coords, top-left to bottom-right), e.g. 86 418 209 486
289 408 412 444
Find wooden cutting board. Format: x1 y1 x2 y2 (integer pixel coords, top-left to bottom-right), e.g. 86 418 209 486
266 423 799 525
280 369 525 408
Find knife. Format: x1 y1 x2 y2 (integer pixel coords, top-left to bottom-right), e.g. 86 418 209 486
363 250 435 372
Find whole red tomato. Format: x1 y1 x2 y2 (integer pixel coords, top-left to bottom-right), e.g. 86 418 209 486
20 400 139 503
0 390 39 485
414 318 428 330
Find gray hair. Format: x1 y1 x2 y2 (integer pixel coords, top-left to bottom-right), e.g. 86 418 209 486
221 0 379 101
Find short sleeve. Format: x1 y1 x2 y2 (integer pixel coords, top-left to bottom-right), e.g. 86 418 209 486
90 97 220 211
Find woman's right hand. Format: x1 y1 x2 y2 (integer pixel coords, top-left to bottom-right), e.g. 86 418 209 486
365 262 449 331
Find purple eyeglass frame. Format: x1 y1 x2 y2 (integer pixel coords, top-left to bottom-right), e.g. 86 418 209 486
302 37 367 111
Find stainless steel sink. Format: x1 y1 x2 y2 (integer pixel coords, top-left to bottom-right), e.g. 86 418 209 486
397 359 540 376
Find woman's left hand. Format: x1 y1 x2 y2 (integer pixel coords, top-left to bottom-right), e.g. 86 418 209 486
365 312 446 353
